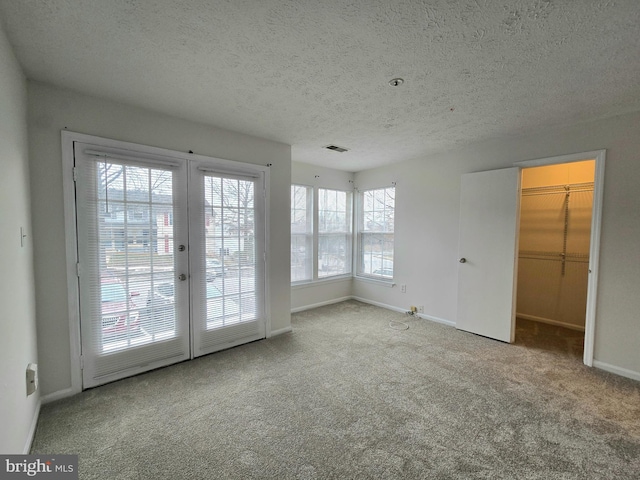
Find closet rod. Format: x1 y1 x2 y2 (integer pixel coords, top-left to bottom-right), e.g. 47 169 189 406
518 250 590 264
521 182 593 197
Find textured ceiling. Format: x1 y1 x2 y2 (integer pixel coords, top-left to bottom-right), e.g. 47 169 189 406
1 0 639 171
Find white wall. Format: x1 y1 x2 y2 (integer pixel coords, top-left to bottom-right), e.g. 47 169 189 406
354 111 640 377
27 82 291 398
0 25 39 453
291 162 354 311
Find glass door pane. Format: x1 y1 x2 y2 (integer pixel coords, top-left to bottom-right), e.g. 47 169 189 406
190 164 265 356
75 143 190 388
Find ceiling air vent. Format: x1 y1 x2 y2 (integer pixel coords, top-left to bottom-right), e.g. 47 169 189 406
324 145 349 153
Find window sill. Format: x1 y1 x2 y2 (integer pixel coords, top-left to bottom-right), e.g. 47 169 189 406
354 276 396 288
291 275 353 290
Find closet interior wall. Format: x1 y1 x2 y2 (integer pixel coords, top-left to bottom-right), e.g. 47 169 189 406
516 161 595 331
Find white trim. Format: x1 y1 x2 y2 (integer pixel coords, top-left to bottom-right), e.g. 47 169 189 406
513 150 605 168
197 165 261 178
291 296 352 313
291 275 352 289
22 400 41 454
514 149 605 368
418 313 456 327
83 148 182 168
41 386 77 405
61 132 83 397
263 169 272 339
353 276 396 288
351 296 407 313
593 361 640 382
352 296 456 327
516 313 585 332
270 326 293 336
584 151 606 367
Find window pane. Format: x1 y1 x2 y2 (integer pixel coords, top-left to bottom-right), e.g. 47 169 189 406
92 161 180 352
203 174 257 330
318 189 351 277
318 234 349 277
358 187 395 278
291 185 313 282
291 234 313 282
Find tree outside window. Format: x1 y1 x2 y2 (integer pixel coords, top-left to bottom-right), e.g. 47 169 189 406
318 189 352 278
291 185 313 282
358 186 395 278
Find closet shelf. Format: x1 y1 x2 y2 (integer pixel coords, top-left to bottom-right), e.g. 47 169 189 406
521 182 594 196
518 250 589 264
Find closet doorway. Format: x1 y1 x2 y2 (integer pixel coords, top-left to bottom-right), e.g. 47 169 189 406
515 160 595 359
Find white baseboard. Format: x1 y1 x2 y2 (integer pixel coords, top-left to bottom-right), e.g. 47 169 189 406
269 326 293 337
352 296 456 327
291 296 352 313
351 296 407 314
516 313 585 332
418 313 456 327
592 360 640 382
292 295 456 328
41 386 77 405
23 399 41 454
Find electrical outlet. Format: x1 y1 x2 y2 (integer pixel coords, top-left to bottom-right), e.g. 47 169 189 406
410 306 417 313
418 306 424 314
26 363 38 396
401 284 406 293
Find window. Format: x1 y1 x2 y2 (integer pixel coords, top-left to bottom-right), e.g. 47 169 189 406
357 186 395 279
318 188 352 278
291 185 352 283
291 185 313 282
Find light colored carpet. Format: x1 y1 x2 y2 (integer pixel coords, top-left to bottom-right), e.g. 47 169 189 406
515 317 585 359
32 300 640 479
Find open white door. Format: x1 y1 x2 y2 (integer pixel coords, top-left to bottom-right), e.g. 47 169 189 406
189 162 266 357
456 168 520 343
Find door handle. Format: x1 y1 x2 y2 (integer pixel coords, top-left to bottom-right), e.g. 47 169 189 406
178 274 187 281
459 258 467 263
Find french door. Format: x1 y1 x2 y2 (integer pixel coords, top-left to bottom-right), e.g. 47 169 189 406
74 142 265 388
189 162 265 356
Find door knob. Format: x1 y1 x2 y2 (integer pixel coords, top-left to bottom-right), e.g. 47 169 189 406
459 258 467 263
178 274 187 281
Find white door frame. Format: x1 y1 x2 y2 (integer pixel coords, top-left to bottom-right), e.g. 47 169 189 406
61 131 271 396
514 149 606 367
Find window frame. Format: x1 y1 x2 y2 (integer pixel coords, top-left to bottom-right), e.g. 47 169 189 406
317 187 353 279
290 184 353 284
355 185 396 282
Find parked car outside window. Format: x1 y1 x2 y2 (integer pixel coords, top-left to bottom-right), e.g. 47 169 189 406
101 278 140 338
206 258 227 281
145 282 239 329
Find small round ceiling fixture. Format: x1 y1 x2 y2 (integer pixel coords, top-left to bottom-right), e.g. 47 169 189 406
388 78 404 87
